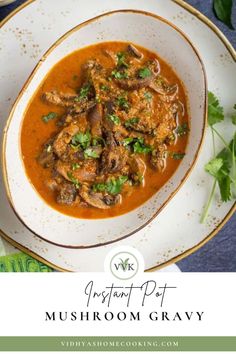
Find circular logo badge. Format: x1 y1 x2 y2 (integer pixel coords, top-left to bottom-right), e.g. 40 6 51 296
105 247 144 280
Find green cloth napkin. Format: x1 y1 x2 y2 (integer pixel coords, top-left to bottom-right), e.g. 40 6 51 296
0 252 53 272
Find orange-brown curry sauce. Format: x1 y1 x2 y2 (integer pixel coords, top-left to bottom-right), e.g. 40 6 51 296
21 42 189 219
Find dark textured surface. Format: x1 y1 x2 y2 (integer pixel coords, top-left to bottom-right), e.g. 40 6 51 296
0 0 235 271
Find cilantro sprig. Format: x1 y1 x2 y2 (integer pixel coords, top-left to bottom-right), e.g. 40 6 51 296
201 92 236 223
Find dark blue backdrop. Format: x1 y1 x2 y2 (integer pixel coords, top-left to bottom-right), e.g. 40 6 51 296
0 0 235 271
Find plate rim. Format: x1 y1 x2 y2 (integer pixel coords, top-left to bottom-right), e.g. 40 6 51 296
0 0 235 271
2 8 207 249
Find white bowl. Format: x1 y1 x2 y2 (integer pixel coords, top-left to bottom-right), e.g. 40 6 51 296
3 10 207 248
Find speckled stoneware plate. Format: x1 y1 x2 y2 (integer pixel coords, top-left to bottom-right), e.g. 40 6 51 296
0 0 235 271
3 10 206 248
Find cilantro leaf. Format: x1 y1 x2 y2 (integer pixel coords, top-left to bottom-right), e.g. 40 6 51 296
122 137 152 154
106 176 128 195
84 148 100 159
71 131 91 150
100 84 109 91
111 70 128 79
92 183 107 193
71 163 81 171
138 67 151 79
107 114 120 125
176 122 189 137
117 96 130 110
75 83 91 101
213 0 235 30
123 137 135 147
218 175 232 201
204 136 235 204
67 172 80 189
205 157 224 178
92 176 128 195
171 152 185 160
117 52 129 68
144 92 152 101
133 139 152 154
124 117 140 128
208 91 224 126
42 112 57 123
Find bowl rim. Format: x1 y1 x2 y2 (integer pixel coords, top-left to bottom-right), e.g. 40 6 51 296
2 9 208 249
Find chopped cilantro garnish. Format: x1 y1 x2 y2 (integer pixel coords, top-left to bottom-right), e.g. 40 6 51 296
93 176 128 195
100 84 109 91
71 131 91 150
123 137 152 154
42 112 57 123
124 117 140 128
84 148 100 159
171 152 185 160
144 92 152 101
107 114 120 125
133 138 152 154
138 67 151 79
75 83 91 101
92 176 128 195
123 137 135 147
71 163 81 171
176 122 189 137
107 176 128 194
117 52 129 68
111 70 128 79
117 96 130 110
92 183 107 193
67 172 80 189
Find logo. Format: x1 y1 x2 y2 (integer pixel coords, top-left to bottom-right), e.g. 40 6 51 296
104 246 144 280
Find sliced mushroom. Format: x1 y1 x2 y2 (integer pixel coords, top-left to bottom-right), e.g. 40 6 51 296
69 99 96 115
127 44 143 59
79 185 117 209
103 130 117 147
56 159 97 183
43 91 78 107
88 104 103 137
100 146 128 174
128 156 146 184
150 144 167 171
37 138 56 168
53 122 80 159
